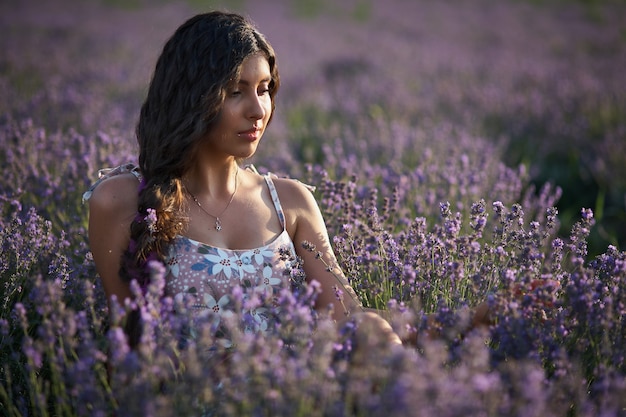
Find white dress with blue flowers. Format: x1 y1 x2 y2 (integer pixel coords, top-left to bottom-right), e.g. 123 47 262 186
85 165 298 344
163 175 296 339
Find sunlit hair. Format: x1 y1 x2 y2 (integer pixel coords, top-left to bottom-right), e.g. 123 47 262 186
121 11 280 285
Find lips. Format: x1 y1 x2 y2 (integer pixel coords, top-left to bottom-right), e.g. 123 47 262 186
238 126 262 141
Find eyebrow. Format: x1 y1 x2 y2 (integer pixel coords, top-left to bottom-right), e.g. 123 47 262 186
237 77 272 86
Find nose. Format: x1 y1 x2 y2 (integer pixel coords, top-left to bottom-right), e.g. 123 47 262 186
247 94 267 121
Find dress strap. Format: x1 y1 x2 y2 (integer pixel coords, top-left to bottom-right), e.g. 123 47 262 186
263 174 287 230
82 163 143 203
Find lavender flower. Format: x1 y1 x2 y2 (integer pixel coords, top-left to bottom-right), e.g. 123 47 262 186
145 207 158 235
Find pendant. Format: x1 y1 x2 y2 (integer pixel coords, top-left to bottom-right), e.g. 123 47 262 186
215 217 222 231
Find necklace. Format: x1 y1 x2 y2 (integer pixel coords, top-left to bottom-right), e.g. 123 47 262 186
187 167 239 232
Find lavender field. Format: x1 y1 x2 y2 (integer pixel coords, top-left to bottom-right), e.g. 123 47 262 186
1 0 626 415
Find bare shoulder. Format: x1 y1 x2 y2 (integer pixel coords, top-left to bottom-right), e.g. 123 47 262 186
271 176 318 211
270 176 324 240
88 172 139 216
87 172 139 303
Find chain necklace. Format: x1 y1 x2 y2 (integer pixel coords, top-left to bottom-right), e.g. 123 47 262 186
187 167 239 232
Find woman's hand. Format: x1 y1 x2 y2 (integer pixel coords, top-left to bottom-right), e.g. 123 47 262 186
343 311 402 366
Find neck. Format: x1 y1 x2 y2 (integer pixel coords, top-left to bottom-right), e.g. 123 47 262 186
184 160 240 199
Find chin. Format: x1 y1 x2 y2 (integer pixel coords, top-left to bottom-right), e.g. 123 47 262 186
236 150 257 160
239 144 260 159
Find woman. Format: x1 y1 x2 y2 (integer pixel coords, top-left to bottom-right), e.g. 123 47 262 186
87 11 403 348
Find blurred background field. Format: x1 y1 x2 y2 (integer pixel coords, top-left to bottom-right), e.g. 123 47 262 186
1 0 624 256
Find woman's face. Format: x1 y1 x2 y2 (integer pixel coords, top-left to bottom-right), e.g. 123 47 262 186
203 53 273 160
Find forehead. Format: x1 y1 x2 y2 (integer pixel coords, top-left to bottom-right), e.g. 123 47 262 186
237 53 271 82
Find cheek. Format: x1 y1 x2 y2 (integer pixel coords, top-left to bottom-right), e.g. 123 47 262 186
263 100 273 121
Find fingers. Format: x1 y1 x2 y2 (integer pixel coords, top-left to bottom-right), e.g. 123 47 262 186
354 311 402 346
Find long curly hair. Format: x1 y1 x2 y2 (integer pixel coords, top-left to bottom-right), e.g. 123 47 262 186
121 11 280 286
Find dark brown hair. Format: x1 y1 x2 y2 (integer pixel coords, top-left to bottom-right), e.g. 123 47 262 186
121 11 280 285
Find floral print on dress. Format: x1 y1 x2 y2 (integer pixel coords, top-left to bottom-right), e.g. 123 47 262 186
163 175 297 346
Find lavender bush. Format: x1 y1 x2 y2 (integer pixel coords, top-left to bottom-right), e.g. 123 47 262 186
2 0 625 415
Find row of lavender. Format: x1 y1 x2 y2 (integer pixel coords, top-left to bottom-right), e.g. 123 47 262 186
2 0 626 415
2 120 625 415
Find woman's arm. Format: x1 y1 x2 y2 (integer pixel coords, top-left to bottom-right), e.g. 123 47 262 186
87 174 139 306
276 178 360 320
276 178 402 347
